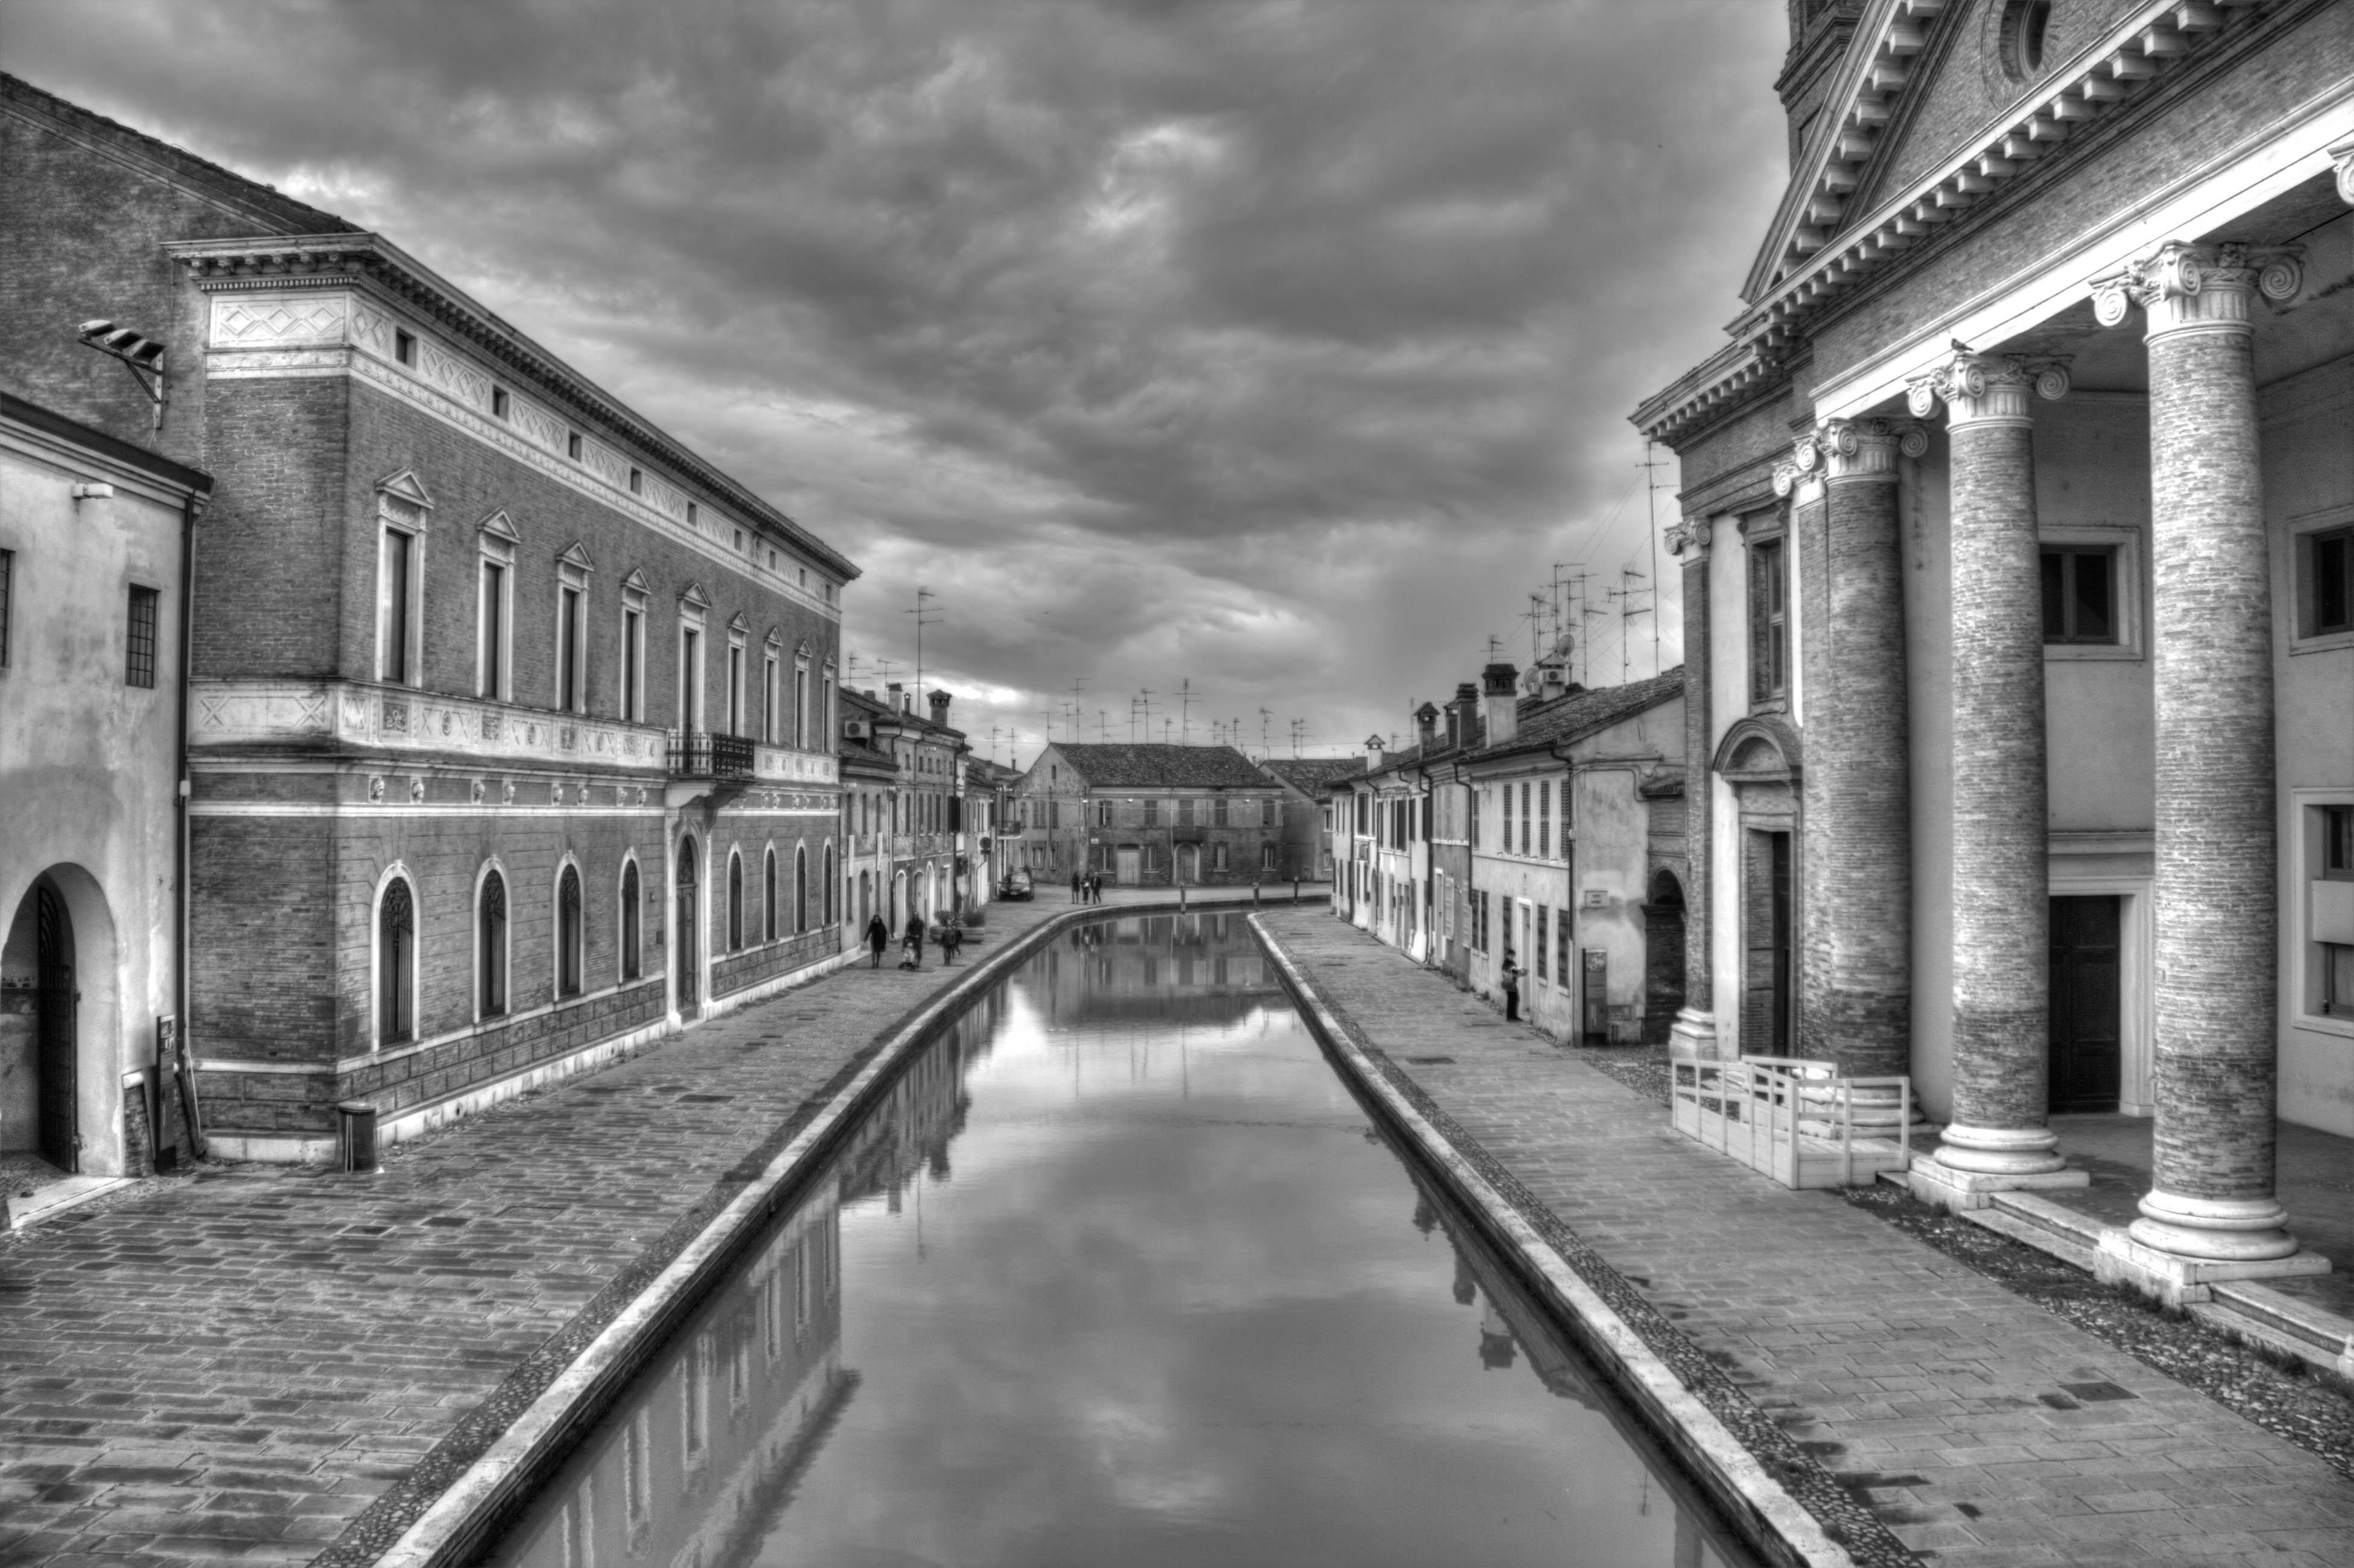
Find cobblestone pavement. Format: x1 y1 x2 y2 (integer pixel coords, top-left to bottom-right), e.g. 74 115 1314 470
0 897 1123 1568
1259 910 2354 1568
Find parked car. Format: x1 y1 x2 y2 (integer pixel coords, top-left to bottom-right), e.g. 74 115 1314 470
997 872 1034 902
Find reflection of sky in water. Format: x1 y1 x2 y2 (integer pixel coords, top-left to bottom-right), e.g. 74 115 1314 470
488 916 1748 1568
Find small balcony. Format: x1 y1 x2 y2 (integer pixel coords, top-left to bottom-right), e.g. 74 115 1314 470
665 730 755 808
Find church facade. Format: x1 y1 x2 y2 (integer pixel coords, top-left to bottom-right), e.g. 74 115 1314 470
1638 1 2354 1293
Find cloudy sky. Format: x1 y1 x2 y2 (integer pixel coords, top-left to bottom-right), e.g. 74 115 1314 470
11 0 1791 762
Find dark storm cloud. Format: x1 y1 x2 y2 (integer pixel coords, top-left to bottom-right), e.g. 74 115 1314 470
10 0 1788 754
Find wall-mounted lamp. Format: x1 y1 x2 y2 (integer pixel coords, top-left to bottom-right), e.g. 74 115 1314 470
76 319 166 429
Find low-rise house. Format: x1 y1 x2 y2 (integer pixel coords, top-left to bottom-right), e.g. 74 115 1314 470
841 684 969 930
1254 757 1364 882
1016 744 1284 888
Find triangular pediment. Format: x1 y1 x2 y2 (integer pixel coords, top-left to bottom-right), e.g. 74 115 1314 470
764 626 784 649
680 580 711 609
556 540 594 572
477 509 521 545
1743 0 1962 303
620 567 650 594
728 610 752 634
375 468 435 511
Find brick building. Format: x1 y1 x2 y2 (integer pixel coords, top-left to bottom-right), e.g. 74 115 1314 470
1 77 856 1161
1016 744 1284 888
1 394 211 1190
1636 2 2354 1294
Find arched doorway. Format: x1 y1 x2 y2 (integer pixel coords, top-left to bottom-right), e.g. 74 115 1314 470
1644 868 1687 1046
892 870 907 932
3 868 117 1174
675 837 700 1014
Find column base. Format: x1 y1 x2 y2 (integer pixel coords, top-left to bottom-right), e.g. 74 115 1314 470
1906 1152 2089 1214
2126 1188 2302 1262
1933 1121 2070 1177
2095 1228 2330 1307
1668 1008 1718 1059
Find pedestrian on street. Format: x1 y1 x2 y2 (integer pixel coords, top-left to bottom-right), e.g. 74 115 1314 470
1501 955 1522 1022
903 912 926 969
865 912 889 969
1090 872 1103 904
940 920 964 965
1071 871 1082 902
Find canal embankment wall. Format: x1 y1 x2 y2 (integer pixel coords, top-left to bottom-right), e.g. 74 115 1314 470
1248 908 2354 1568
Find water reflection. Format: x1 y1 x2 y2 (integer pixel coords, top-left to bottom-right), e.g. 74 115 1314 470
485 915 1752 1568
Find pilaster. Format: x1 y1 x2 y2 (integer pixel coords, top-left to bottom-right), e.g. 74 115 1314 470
1666 515 1716 1057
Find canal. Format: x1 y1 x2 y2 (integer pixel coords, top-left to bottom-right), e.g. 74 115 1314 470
484 912 1755 1568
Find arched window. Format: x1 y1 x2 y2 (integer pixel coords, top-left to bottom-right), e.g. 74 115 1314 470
620 860 642 981
823 844 836 926
728 852 744 952
764 848 778 942
379 877 415 1045
794 845 809 934
479 870 508 1018
557 864 583 998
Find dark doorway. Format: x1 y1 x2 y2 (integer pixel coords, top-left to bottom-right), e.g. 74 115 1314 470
36 886 78 1171
2048 895 2121 1113
676 838 700 1012
1643 870 1686 1045
1740 830 1792 1056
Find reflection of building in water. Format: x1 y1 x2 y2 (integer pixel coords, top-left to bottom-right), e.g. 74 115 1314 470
1025 915 1286 1029
500 1187 850 1568
831 990 1001 1206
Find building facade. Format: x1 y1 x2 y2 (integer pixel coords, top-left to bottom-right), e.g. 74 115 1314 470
1017 744 1285 888
839 685 970 932
1254 757 1364 882
2 77 856 1162
0 394 211 1182
1636 1 2354 1288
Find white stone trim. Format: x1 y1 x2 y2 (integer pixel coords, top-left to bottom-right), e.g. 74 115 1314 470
370 862 422 1055
190 677 672 772
2039 519 2147 661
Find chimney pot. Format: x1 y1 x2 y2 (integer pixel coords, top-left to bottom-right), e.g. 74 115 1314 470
1481 662 1519 747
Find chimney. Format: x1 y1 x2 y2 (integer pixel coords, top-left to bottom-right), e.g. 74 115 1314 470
1481 662 1519 747
928 689 950 724
1539 662 1566 703
1364 732 1387 770
1414 701 1439 750
1447 682 1477 750
886 682 905 713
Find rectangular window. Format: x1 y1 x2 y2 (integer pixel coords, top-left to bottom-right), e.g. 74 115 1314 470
796 665 810 749
567 430 582 460
762 655 777 742
2303 526 2352 638
628 466 644 496
728 644 745 736
1750 535 1787 701
1263 798 1276 827
2325 944 2354 1020
1536 908 1548 982
1502 784 1513 854
394 329 416 366
1214 796 1229 827
621 607 643 720
1520 782 1531 856
680 627 701 730
1539 782 1551 859
1262 842 1277 872
125 586 159 688
478 561 507 698
491 387 510 420
380 528 414 683
1096 798 1113 826
2325 805 2354 881
1179 797 1196 827
557 586 583 713
2042 547 2117 644
1144 798 1161 827
1 548 14 667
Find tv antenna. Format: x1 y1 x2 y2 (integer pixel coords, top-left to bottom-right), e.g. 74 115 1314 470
905 587 942 702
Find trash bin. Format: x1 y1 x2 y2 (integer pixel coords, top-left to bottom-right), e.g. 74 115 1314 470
339 1100 381 1174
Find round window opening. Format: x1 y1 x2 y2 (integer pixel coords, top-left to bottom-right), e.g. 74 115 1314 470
2003 0 2054 80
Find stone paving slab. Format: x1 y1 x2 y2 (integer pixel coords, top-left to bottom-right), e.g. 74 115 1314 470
1258 909 2354 1568
0 894 1150 1568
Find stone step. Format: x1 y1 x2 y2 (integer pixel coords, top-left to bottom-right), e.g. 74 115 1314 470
5 1174 134 1232
2199 1279 2354 1372
1968 1196 2099 1272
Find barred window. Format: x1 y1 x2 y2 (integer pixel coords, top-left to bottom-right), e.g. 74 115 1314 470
620 861 642 980
378 878 415 1046
1213 796 1229 827
126 585 159 688
478 871 508 1018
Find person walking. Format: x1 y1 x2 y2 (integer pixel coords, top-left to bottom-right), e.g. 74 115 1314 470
1500 954 1522 1023
865 912 890 969
902 912 926 970
940 919 964 965
1090 871 1103 905
1070 871 1083 902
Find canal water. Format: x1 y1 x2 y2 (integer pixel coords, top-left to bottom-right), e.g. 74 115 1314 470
484 914 1754 1568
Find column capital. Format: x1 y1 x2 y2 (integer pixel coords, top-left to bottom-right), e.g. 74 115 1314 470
2091 240 2302 340
1665 516 1712 559
1773 419 1924 495
2330 133 2354 207
1906 350 2070 428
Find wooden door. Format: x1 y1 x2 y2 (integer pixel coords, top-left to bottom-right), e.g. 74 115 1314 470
1117 847 1141 885
2048 895 2121 1112
1740 832 1792 1056
36 886 77 1172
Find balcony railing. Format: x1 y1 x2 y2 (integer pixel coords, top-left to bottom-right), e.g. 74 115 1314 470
668 730 756 780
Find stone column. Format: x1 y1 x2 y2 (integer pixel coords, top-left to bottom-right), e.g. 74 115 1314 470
1667 516 1716 1057
1906 353 2087 1205
1820 419 1916 1080
1781 449 1836 1063
2091 240 2316 1278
